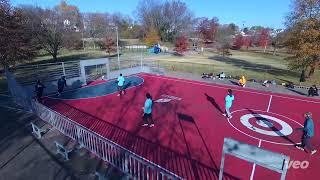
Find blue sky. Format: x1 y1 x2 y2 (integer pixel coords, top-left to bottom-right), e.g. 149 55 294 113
11 0 292 28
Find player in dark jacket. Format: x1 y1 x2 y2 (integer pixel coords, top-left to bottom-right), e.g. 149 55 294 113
57 76 67 96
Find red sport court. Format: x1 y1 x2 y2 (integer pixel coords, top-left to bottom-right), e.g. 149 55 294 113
43 73 320 180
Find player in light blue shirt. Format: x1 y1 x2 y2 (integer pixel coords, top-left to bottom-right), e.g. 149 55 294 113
142 93 154 127
224 89 234 118
117 74 125 96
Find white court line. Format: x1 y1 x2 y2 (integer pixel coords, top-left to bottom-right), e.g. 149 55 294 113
250 139 262 180
267 95 273 112
142 73 320 104
228 109 303 145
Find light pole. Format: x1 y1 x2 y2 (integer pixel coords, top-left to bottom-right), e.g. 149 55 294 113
115 26 120 69
107 24 120 69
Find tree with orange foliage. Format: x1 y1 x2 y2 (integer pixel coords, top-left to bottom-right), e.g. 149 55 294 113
285 0 320 81
144 27 160 47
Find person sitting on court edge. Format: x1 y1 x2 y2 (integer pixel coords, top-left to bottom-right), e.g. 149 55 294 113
202 73 214 79
263 80 270 87
218 72 226 80
238 76 247 87
308 85 319 97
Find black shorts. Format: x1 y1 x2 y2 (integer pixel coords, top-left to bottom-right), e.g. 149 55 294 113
118 85 123 91
143 113 152 120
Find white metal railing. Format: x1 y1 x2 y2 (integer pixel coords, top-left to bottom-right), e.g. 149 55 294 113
31 100 181 180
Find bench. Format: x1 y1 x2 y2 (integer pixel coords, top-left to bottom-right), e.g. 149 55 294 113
54 141 74 161
30 122 47 139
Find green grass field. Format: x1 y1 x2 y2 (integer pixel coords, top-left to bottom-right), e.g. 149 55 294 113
148 50 319 86
1 48 318 91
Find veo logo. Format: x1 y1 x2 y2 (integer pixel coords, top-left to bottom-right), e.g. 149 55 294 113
288 160 309 169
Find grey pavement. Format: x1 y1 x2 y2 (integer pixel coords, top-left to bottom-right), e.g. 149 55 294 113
0 95 125 180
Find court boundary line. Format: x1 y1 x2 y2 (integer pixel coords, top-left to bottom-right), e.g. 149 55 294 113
43 74 139 97
267 95 273 112
141 73 320 104
45 76 144 101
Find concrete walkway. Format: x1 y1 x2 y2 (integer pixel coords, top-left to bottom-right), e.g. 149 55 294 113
0 95 125 180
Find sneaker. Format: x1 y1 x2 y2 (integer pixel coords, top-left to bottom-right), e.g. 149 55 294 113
229 116 233 119
142 124 148 127
117 94 120 96
296 146 304 151
222 114 226 116
149 124 154 127
311 150 317 155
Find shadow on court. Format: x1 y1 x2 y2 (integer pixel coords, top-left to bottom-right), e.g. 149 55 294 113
205 93 224 113
43 92 240 180
246 109 298 146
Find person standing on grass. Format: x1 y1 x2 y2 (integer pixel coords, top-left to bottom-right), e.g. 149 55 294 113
142 93 154 127
57 76 67 96
117 73 125 96
223 89 234 118
34 80 45 101
296 112 317 155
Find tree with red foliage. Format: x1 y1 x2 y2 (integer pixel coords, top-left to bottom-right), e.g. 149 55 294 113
243 36 252 50
233 34 244 49
175 35 189 54
197 17 219 43
258 28 270 52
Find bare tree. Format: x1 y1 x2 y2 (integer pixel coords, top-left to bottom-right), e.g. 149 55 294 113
83 13 108 49
36 9 65 61
136 0 194 42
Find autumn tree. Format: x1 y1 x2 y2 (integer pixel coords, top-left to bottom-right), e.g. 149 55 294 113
174 34 189 54
104 37 116 55
197 17 219 43
233 34 244 49
0 0 38 68
257 28 270 52
144 27 160 47
243 36 252 50
285 0 320 80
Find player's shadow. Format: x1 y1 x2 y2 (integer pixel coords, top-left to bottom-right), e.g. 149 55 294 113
229 80 240 86
204 93 223 113
247 109 298 146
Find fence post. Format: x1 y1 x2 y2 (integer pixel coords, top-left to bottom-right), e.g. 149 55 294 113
61 62 66 77
124 153 129 174
76 127 84 148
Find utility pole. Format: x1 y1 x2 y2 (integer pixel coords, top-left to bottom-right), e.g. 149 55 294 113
116 26 120 69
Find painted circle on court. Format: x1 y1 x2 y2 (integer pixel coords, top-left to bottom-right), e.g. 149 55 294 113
240 114 293 136
228 109 303 145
